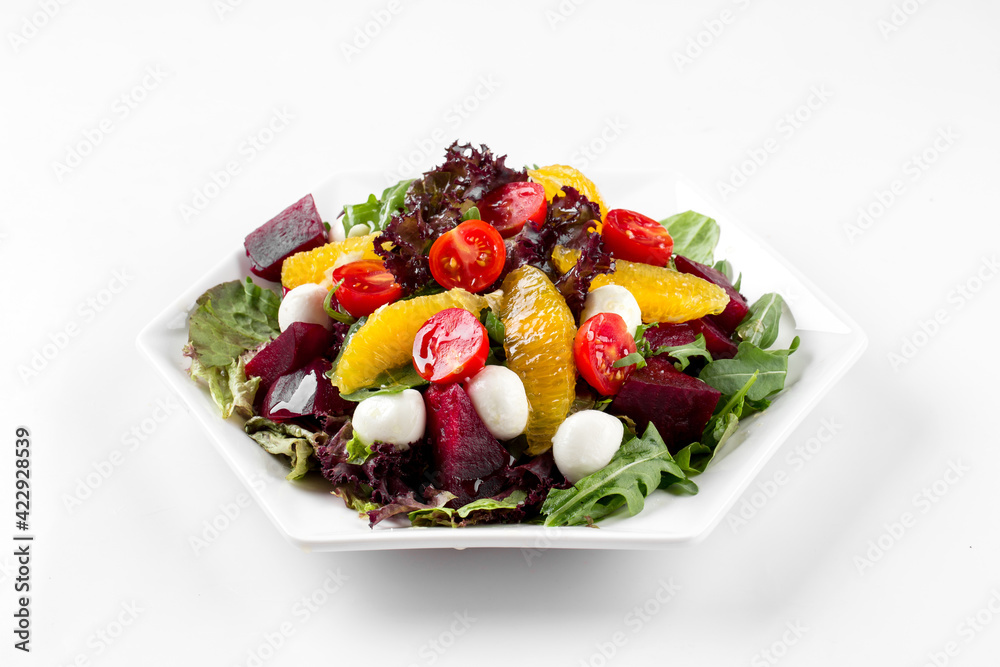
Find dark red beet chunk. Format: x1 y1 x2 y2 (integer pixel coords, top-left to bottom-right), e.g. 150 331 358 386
611 356 721 453
674 255 749 335
643 322 698 349
693 317 738 360
262 359 351 422
643 319 738 361
244 194 327 282
424 383 510 504
245 322 333 394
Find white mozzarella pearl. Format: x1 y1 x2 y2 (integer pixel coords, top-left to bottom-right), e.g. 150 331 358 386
552 410 624 484
579 285 642 337
278 283 333 332
463 365 530 441
351 389 426 450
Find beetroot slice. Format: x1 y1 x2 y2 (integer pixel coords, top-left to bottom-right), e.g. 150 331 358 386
674 255 749 335
424 383 510 504
244 194 327 282
262 359 350 422
643 319 737 361
610 356 721 453
245 322 333 395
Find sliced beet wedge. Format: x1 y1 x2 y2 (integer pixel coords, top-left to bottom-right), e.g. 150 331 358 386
611 356 721 453
245 322 333 395
262 359 350 422
424 383 510 504
673 255 749 335
244 194 327 282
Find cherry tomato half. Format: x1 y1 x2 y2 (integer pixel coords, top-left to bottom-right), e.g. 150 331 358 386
478 182 547 238
330 260 403 318
428 219 506 293
574 312 638 396
412 308 489 384
602 208 674 267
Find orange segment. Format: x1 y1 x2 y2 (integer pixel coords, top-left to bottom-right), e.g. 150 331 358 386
552 246 729 324
281 234 385 290
528 164 608 220
331 289 488 395
500 266 577 455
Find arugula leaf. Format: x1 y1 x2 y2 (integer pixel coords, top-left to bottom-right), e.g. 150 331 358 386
630 328 714 371
322 281 357 325
660 211 720 264
673 441 715 476
657 334 713 371
711 259 733 281
408 491 528 527
613 351 647 369
736 293 785 348
341 178 414 236
699 341 795 402
336 363 429 402
480 307 507 363
187 278 280 368
244 417 326 480
188 354 259 419
461 205 481 221
541 424 688 527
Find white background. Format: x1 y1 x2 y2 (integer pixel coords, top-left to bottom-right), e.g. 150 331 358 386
3 1 1000 665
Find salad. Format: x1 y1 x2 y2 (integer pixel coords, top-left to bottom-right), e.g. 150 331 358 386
184 142 798 528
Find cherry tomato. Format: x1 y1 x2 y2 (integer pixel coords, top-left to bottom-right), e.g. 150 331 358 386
428 219 506 292
573 312 638 396
412 308 489 384
329 260 402 318
478 182 547 238
602 208 674 267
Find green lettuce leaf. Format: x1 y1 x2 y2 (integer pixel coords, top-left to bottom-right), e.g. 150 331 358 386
344 433 372 465
243 417 326 480
188 278 280 368
408 491 528 527
188 353 259 419
660 211 720 264
342 178 414 236
541 424 689 527
736 293 785 348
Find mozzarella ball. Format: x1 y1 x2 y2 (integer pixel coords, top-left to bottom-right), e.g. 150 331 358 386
352 389 426 450
579 285 642 337
278 283 333 332
463 365 530 441
329 222 346 243
552 410 624 484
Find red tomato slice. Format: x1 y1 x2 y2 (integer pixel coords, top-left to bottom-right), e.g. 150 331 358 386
412 308 489 384
602 208 674 267
478 182 547 238
428 219 506 293
330 260 403 318
574 312 638 396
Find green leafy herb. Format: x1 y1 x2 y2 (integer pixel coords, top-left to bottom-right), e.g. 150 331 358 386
408 491 528 527
344 433 372 465
660 211 720 264
341 178 414 236
736 293 785 348
323 281 357 325
187 278 280 368
541 424 689 527
244 417 326 480
631 327 714 371
699 341 796 403
188 354 259 419
613 351 647 369
461 205 481 221
673 441 715 476
336 363 429 402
